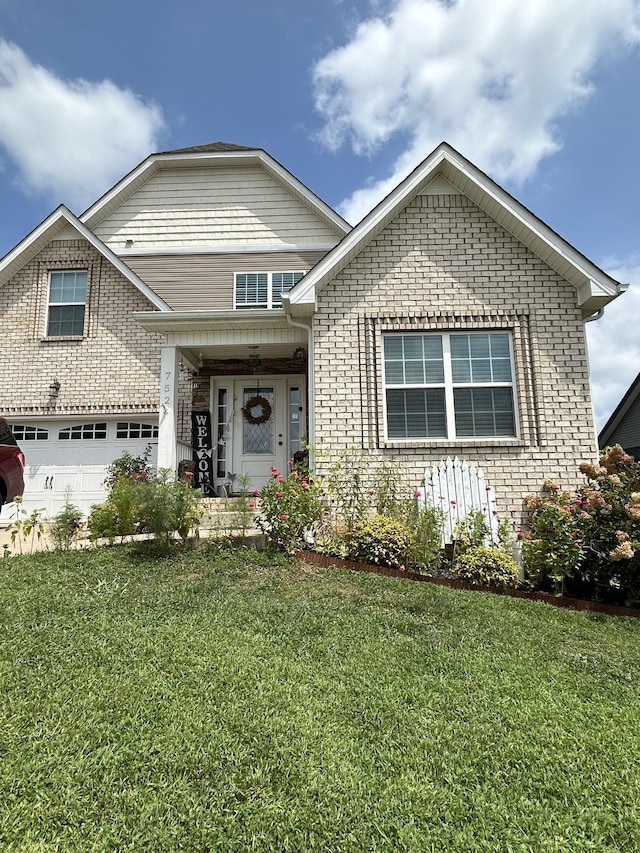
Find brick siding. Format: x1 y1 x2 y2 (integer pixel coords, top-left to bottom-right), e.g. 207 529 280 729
0 239 164 418
313 194 598 518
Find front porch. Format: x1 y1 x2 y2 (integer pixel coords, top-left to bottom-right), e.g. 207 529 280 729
134 310 312 494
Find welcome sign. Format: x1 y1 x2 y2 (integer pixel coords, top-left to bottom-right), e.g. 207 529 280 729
191 411 215 495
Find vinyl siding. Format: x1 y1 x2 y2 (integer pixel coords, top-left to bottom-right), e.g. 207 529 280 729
94 166 342 250
608 396 640 454
125 250 326 311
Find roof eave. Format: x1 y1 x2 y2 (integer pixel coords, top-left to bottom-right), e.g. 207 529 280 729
289 142 623 307
0 206 170 311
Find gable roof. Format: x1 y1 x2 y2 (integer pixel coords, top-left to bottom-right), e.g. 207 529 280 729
598 371 640 449
81 143 350 239
286 142 625 319
0 205 170 310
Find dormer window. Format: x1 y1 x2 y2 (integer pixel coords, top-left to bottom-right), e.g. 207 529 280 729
235 271 304 309
47 271 87 337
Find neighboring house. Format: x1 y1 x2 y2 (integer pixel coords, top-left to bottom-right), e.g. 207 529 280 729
0 141 625 520
598 372 640 460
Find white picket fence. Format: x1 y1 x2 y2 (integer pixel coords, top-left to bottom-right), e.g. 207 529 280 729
419 457 498 545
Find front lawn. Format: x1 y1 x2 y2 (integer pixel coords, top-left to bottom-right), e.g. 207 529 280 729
1 544 639 851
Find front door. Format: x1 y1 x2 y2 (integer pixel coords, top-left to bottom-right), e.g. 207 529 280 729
231 379 288 491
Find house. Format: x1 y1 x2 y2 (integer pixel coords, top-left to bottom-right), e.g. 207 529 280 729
0 141 625 521
598 371 640 460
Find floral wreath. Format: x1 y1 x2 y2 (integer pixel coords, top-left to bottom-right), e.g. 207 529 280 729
241 394 272 425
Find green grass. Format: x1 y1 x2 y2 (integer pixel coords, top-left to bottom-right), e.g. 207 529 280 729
1 544 639 851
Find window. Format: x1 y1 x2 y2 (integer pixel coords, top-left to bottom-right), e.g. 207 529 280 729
11 425 49 441
383 332 516 440
47 271 87 337
59 423 107 440
116 422 158 439
234 271 304 309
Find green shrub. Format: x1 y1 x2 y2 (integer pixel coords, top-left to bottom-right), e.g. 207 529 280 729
347 515 415 569
88 470 203 547
137 471 203 546
453 546 520 588
257 466 324 553
104 446 153 491
50 491 83 550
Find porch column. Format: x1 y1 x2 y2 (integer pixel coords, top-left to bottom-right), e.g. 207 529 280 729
158 345 179 472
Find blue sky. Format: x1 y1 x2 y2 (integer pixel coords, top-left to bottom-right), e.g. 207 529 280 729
1 0 640 430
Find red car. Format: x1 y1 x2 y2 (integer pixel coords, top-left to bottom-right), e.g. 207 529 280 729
0 419 25 509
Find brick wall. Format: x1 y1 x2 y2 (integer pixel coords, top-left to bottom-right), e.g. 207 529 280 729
313 194 598 517
0 239 164 417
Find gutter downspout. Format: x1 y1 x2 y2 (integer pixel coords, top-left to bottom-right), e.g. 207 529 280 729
283 298 315 470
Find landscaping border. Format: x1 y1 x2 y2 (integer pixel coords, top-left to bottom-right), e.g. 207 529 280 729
296 550 640 618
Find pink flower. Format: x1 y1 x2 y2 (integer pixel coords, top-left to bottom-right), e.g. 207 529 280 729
450 500 456 506
517 532 523 540
278 477 285 484
413 491 422 498
289 488 296 495
249 503 255 509
279 514 288 521
275 491 282 498
252 489 260 497
301 482 309 490
485 486 491 491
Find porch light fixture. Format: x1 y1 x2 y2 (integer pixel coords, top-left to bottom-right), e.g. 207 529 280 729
293 346 307 361
248 345 261 369
49 379 61 398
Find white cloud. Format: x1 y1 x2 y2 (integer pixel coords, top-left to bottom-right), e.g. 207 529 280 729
313 0 640 223
586 263 640 432
0 41 165 209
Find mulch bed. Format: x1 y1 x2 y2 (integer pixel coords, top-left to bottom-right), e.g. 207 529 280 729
296 549 640 618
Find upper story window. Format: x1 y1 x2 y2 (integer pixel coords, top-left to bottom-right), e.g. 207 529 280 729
383 332 516 440
47 270 87 337
235 271 304 309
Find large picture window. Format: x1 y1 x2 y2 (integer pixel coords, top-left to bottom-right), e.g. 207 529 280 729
383 332 516 440
235 271 304 309
47 271 87 337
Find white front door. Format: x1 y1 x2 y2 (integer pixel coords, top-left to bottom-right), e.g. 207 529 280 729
231 379 287 491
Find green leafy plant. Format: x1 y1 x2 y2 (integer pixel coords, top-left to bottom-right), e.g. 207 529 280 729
256 466 324 553
7 498 46 555
347 515 415 570
104 446 153 491
326 448 370 533
137 470 204 547
453 546 520 588
50 489 83 550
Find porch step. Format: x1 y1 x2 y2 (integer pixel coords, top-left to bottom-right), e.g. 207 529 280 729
200 497 260 533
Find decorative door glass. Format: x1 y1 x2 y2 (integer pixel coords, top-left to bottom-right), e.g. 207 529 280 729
242 387 274 454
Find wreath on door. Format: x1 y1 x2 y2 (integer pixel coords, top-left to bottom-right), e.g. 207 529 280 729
241 394 272 425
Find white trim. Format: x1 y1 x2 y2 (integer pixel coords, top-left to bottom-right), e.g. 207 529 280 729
288 142 623 313
0 206 171 311
382 330 519 442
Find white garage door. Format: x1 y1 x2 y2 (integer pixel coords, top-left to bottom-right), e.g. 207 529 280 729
0 419 159 523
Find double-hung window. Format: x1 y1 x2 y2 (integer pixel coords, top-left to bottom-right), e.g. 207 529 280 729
47 271 87 337
383 332 516 440
234 271 304 309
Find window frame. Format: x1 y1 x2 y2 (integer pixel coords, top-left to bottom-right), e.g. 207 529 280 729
382 331 519 442
46 270 88 338
234 271 304 310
